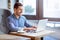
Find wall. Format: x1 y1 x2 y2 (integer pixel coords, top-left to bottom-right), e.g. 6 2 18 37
0 0 16 13
10 0 16 13
0 0 8 9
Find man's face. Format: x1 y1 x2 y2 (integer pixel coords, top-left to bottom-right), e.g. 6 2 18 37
14 6 23 16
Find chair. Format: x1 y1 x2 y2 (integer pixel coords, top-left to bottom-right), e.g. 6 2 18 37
0 9 11 34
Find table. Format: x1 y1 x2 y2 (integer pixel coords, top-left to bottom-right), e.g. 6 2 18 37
10 30 55 40
0 34 30 40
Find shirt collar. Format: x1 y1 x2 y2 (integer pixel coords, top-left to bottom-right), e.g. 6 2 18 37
12 14 21 19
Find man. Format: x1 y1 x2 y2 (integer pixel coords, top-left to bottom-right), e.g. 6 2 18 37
7 2 36 32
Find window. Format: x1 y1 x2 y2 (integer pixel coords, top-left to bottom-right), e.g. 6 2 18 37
43 0 60 21
43 0 60 18
19 0 36 15
16 0 39 20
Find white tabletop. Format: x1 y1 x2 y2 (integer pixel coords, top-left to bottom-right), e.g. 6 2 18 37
0 34 30 40
10 30 55 38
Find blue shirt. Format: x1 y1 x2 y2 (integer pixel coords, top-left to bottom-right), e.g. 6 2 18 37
7 14 32 32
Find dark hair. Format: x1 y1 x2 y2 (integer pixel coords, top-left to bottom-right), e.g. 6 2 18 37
14 2 23 9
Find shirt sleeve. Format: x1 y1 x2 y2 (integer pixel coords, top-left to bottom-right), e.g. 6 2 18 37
24 17 32 27
6 17 19 32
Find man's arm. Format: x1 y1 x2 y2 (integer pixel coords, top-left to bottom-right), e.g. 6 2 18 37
24 17 32 27
24 17 37 31
7 18 19 32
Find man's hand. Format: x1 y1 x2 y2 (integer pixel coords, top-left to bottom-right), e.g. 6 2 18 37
32 26 37 29
23 26 37 32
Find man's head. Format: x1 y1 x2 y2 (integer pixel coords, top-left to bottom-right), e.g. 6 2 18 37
14 2 23 16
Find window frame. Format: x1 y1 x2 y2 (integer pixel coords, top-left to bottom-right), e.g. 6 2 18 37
39 0 60 21
16 0 60 21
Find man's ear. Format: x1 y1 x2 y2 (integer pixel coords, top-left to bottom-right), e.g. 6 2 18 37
14 8 17 13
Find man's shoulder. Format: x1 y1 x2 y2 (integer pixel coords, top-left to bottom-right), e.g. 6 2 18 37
7 15 13 19
21 16 26 19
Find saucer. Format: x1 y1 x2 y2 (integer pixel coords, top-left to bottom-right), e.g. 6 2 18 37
17 31 25 33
